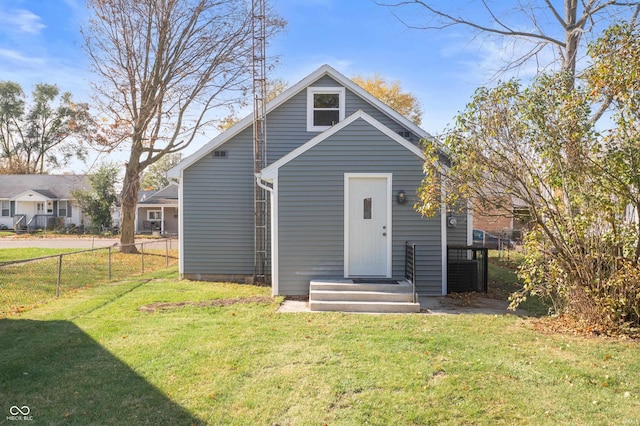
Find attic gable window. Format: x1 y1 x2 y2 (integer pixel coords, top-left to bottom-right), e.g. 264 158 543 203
307 87 346 132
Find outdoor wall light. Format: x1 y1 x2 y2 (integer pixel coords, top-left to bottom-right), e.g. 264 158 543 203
447 215 458 228
397 190 407 205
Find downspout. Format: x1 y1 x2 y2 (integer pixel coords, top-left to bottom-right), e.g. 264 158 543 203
255 174 276 294
179 171 185 278
255 174 273 193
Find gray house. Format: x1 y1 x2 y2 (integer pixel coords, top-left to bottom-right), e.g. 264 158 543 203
135 183 179 235
0 174 90 231
169 65 471 308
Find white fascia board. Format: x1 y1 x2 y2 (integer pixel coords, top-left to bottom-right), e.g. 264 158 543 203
167 114 253 179
151 182 179 197
12 190 51 202
169 64 434 178
260 112 363 179
363 112 426 160
168 66 345 178
260 110 425 180
137 203 179 208
320 64 431 140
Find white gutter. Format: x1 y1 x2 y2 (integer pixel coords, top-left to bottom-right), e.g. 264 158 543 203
255 174 273 192
255 174 277 295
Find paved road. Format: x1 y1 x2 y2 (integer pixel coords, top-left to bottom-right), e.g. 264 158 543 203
0 237 176 250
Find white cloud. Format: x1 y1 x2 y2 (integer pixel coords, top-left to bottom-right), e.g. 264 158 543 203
0 9 46 35
0 48 44 64
62 0 82 12
441 31 560 87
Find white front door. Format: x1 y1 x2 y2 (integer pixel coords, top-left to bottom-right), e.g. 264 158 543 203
346 174 391 277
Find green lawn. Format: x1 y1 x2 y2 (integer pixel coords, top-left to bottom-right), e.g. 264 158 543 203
1 247 177 317
487 250 550 316
1 267 638 425
0 247 78 263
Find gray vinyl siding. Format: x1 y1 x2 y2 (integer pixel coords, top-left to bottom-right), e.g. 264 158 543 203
446 212 469 246
276 118 442 295
181 127 255 275
181 73 428 283
266 76 420 164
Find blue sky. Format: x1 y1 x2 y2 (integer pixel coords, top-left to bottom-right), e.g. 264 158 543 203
0 0 535 172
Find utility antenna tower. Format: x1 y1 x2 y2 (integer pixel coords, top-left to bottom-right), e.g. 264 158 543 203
252 0 269 284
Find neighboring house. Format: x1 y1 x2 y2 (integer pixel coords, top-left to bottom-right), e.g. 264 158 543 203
472 196 530 242
169 65 471 299
0 174 90 231
135 183 179 235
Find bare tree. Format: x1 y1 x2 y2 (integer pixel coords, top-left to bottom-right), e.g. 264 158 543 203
379 1 640 78
83 0 284 252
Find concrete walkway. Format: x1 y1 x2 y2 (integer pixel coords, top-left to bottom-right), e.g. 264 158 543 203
419 296 528 316
278 295 529 316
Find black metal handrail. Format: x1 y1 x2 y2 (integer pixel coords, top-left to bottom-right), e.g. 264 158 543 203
405 242 417 303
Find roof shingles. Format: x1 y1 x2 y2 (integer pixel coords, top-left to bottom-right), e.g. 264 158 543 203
0 175 89 200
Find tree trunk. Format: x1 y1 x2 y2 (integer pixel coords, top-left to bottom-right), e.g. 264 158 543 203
119 156 141 253
564 0 579 80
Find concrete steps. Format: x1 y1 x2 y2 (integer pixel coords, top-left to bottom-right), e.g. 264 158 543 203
309 279 420 313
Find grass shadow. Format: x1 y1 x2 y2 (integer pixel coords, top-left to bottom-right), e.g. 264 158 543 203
0 319 202 425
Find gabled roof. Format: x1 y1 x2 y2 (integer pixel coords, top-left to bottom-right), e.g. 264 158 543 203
0 175 88 200
168 64 432 178
260 110 426 181
138 190 157 202
138 183 178 206
12 190 54 202
32 189 57 199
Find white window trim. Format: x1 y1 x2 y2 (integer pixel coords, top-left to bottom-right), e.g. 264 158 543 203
1 200 9 217
306 87 346 132
147 210 162 220
58 200 68 217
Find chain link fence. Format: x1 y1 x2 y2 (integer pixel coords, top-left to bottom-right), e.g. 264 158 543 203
1 239 178 317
